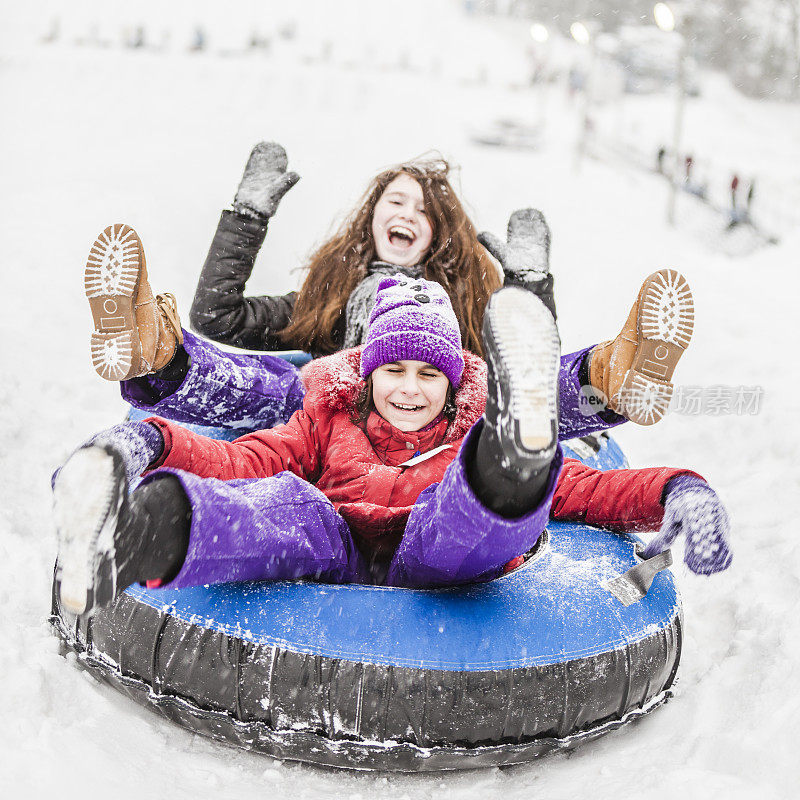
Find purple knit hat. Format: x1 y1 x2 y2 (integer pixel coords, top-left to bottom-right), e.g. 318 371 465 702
360 275 465 387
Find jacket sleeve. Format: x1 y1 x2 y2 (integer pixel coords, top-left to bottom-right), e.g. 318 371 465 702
145 410 323 483
550 458 703 532
189 209 299 351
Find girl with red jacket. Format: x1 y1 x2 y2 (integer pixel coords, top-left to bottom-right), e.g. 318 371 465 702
55 277 730 618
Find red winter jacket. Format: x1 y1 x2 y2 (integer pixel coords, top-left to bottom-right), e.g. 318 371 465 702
148 348 699 559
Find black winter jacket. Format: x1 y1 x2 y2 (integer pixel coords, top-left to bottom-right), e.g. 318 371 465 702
190 210 421 355
189 209 546 356
190 210 304 351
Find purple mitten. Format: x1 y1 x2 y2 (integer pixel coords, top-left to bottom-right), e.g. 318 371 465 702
641 475 732 574
52 421 164 488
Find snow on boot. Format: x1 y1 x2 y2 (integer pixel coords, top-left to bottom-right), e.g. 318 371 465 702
53 443 133 616
589 269 694 426
53 444 190 616
85 224 183 381
478 209 556 320
232 141 300 220
482 287 560 478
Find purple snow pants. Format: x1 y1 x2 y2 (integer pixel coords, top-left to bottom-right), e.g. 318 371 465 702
140 424 564 590
121 330 306 432
122 331 624 441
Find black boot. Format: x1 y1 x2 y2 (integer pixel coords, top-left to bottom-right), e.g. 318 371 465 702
467 287 560 517
53 444 191 617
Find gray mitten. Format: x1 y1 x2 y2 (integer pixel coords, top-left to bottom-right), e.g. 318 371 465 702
478 209 556 319
233 142 300 220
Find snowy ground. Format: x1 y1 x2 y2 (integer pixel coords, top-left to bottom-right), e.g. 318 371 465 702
2 4 800 799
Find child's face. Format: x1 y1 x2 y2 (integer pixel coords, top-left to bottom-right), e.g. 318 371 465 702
371 174 433 267
371 360 449 432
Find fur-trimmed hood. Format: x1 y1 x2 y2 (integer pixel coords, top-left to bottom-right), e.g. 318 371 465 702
300 347 487 443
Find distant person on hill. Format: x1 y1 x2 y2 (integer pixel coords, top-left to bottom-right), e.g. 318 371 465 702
656 146 666 174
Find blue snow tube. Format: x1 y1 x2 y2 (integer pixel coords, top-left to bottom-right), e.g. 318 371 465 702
51 354 681 772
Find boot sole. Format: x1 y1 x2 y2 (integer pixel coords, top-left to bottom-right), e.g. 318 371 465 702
487 288 560 452
619 269 694 425
85 224 143 381
53 447 121 616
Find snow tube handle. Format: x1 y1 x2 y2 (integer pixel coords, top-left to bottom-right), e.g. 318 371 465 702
604 549 673 607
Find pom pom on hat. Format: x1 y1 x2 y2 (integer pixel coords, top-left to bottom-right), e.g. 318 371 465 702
360 275 465 387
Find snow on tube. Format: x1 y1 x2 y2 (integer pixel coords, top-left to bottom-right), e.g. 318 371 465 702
50 427 682 772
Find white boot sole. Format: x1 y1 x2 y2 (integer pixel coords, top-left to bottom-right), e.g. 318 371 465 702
53 447 120 615
85 224 142 381
90 331 137 381
639 269 694 349
489 288 560 451
620 269 694 426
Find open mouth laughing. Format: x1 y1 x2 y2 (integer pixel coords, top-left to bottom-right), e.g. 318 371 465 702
387 225 416 249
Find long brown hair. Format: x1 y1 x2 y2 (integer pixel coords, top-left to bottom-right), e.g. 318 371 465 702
280 157 502 357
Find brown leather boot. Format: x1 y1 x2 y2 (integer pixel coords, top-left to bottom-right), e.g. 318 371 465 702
588 269 694 425
85 224 183 381
151 293 183 371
